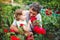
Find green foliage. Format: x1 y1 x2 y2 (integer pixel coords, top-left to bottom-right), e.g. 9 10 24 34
0 3 21 40
40 9 60 40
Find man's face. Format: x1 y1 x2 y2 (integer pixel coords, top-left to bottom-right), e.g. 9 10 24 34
29 7 37 17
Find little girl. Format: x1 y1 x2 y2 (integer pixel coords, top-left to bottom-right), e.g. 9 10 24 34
14 9 34 40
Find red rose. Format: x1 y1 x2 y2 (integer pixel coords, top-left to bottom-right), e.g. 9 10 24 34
20 24 24 27
26 35 34 40
30 16 37 22
39 27 46 35
33 25 40 34
45 9 52 16
10 35 20 40
56 11 60 14
10 29 16 33
4 29 8 33
33 26 46 35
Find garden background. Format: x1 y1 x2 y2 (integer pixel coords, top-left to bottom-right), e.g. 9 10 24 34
0 0 60 40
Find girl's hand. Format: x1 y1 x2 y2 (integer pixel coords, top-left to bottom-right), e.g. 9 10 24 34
23 25 29 32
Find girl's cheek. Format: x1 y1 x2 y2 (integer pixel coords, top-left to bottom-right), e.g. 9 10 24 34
19 16 22 19
23 16 26 20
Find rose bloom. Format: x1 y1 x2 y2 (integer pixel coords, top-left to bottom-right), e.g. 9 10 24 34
26 35 34 40
30 16 37 22
10 35 20 40
10 29 16 33
56 11 60 14
33 25 46 35
39 27 46 35
20 24 24 27
4 29 8 33
45 8 52 16
33 25 41 34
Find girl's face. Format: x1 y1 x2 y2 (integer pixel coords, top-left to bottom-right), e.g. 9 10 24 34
19 12 26 20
